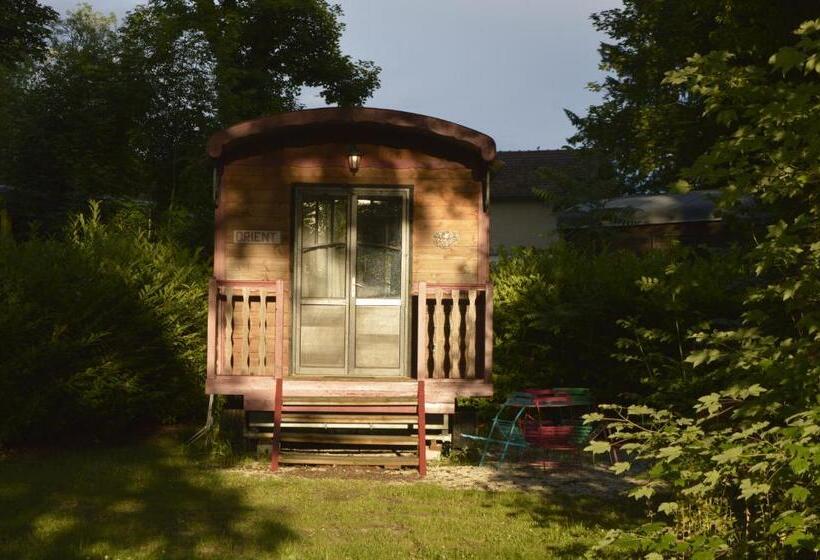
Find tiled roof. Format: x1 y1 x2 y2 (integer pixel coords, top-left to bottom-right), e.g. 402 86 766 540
491 149 576 200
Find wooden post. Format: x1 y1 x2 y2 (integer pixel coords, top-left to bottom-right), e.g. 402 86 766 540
224 287 234 374
274 279 285 378
483 284 493 382
433 288 445 378
465 290 477 378
449 290 462 378
206 278 217 379
241 288 250 374
271 377 283 471
416 282 428 379
417 380 426 477
258 288 267 375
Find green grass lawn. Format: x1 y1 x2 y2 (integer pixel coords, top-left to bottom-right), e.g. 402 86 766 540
0 433 637 559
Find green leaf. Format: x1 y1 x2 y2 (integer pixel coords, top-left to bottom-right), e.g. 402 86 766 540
739 478 770 499
769 47 805 74
697 393 721 414
629 485 655 500
611 461 631 475
627 404 655 416
789 456 809 475
658 502 678 515
686 349 721 368
783 530 809 548
712 446 744 464
785 485 809 504
585 440 611 455
657 446 683 463
703 470 720 486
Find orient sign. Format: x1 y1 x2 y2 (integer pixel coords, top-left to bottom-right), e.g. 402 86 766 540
233 230 282 244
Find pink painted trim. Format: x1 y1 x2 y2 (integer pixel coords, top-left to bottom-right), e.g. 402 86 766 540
271 377 283 471
484 284 493 383
217 280 279 289
417 380 427 476
411 282 487 294
416 282 428 379
274 279 285 378
206 278 217 380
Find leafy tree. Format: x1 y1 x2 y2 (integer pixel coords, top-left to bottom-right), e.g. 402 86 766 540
0 5 137 234
118 9 220 214
0 0 58 230
0 1 381 238
124 0 381 124
0 0 58 68
570 0 819 193
588 19 820 558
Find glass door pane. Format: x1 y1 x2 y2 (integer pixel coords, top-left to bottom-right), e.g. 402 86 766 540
297 195 348 371
352 196 406 373
355 198 402 298
300 197 347 298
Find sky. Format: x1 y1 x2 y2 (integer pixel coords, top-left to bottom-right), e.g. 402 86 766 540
43 0 621 150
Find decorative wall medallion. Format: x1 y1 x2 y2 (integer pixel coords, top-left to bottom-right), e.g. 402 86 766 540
433 230 458 249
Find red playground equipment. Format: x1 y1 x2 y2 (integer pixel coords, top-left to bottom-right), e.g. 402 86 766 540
519 388 594 460
461 387 599 467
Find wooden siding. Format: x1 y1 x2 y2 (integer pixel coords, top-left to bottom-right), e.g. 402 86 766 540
216 143 485 377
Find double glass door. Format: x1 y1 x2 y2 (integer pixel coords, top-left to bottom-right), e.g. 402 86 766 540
293 187 410 376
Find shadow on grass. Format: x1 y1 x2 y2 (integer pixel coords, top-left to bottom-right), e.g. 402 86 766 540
466 463 643 559
510 491 642 559
0 433 297 559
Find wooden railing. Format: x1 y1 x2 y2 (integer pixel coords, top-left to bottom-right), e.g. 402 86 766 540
414 282 493 380
207 279 286 377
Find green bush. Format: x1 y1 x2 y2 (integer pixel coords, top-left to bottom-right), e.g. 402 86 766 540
0 202 209 445
492 243 746 406
586 392 819 558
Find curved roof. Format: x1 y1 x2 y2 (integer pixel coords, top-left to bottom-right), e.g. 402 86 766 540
207 107 496 162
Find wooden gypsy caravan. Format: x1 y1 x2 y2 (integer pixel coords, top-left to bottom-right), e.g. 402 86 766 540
205 107 496 472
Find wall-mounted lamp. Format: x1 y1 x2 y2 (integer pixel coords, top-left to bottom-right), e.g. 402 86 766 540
347 145 361 174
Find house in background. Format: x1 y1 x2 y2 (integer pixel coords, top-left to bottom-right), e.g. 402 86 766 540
490 149 724 254
559 190 724 251
489 150 572 255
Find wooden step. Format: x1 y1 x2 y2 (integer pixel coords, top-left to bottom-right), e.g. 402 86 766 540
251 414 418 426
280 433 418 445
248 430 450 442
282 397 417 405
282 405 417 414
279 452 419 466
248 426 405 436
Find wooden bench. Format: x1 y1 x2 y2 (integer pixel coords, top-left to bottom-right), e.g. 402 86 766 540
268 378 427 475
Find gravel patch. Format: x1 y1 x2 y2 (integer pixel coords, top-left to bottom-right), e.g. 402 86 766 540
229 459 635 498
